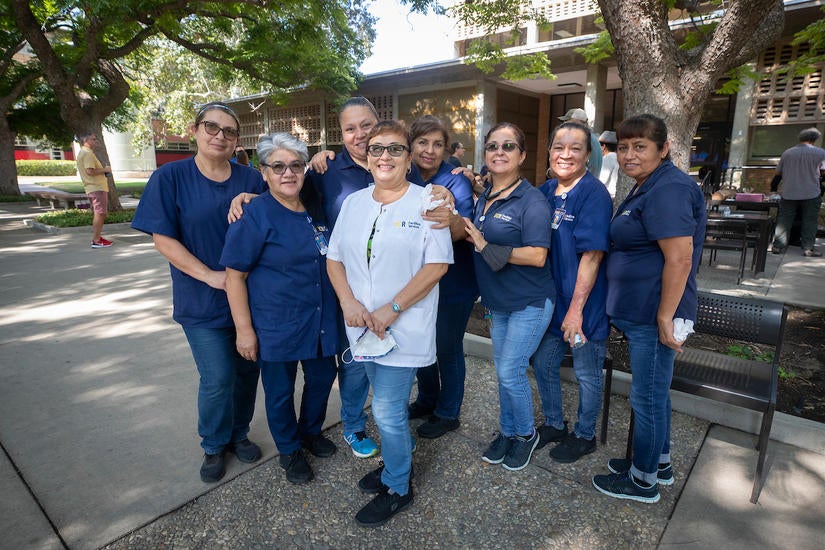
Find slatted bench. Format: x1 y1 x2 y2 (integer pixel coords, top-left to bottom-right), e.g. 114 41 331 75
621 291 787 503
24 190 88 209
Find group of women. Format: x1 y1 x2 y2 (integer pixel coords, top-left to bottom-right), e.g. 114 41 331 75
132 98 705 529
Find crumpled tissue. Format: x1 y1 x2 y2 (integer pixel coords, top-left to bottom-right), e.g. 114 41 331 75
673 318 695 342
420 183 458 215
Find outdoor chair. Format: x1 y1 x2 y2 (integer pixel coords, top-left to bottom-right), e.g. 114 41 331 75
703 218 749 284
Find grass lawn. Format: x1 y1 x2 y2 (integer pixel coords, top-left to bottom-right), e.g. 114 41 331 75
35 181 147 195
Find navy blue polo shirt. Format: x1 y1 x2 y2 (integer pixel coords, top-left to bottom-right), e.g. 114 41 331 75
306 147 373 228
538 172 612 339
472 179 555 311
131 157 267 328
606 160 706 324
219 193 338 362
410 161 479 305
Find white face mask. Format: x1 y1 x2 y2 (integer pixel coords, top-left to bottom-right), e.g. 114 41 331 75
343 328 398 363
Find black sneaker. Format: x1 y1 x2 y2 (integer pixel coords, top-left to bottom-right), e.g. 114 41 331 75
408 402 434 420
355 486 414 528
302 434 337 458
227 438 261 463
502 430 540 471
358 461 415 494
535 421 568 450
279 450 314 484
481 432 513 464
549 434 596 463
416 415 460 439
592 471 660 503
200 452 225 483
607 458 674 486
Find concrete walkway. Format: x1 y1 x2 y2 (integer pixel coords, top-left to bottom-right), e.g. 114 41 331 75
0 199 823 549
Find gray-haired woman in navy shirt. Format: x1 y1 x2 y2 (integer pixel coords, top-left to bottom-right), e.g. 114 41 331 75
221 133 339 485
463 122 555 472
592 114 705 504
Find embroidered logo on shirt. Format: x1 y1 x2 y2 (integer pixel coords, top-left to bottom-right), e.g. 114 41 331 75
620 210 632 216
493 213 513 222
394 220 422 229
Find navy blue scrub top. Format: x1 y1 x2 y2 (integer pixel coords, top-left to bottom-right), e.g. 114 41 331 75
472 179 555 312
220 192 339 362
131 157 267 328
606 160 706 325
306 147 373 229
538 172 612 340
409 161 479 305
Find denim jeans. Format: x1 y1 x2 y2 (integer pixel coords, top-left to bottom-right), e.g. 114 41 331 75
489 298 555 437
259 357 337 454
612 318 675 486
183 326 260 455
413 298 476 420
532 331 606 441
772 196 823 251
362 362 417 495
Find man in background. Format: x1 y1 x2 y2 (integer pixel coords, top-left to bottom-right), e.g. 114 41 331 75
76 133 113 248
447 141 466 168
598 131 619 199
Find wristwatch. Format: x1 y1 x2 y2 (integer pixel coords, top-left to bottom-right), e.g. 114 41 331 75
391 301 403 313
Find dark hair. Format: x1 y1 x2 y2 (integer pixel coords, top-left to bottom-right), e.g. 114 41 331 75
484 122 526 151
367 120 411 150
617 114 670 159
799 127 822 143
339 96 379 123
549 121 592 153
195 102 240 130
410 115 449 146
602 141 617 153
450 141 463 153
77 132 96 144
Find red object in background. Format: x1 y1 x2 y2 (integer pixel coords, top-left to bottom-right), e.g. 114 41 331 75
735 193 763 202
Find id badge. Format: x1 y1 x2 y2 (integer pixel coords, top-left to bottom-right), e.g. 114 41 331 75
314 231 328 255
551 207 565 229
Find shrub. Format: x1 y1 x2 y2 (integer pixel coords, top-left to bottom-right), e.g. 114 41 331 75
0 195 36 202
16 160 78 177
35 208 135 228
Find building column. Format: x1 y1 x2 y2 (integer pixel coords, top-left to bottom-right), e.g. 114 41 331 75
728 62 757 188
585 63 607 132
474 80 497 171
536 94 550 181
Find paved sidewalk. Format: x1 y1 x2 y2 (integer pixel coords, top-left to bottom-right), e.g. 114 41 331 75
1 200 823 549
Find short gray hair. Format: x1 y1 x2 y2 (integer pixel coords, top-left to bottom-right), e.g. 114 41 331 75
799 127 822 144
257 133 309 164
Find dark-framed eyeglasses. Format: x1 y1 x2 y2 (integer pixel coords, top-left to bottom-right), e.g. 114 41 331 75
484 141 522 153
260 161 306 175
198 120 240 140
367 144 410 157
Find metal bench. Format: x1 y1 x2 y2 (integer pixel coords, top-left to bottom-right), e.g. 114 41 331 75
24 190 88 209
621 291 788 503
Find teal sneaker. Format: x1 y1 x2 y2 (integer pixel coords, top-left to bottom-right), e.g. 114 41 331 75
344 431 379 458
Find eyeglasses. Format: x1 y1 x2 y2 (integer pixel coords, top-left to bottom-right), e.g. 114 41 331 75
367 144 410 157
260 161 306 175
484 141 522 153
198 121 240 140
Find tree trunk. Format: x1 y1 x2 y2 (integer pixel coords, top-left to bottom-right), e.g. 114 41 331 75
0 119 20 196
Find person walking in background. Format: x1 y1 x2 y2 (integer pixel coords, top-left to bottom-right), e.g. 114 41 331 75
327 120 452 527
463 122 555 472
406 115 478 439
132 102 266 484
76 132 113 248
770 127 825 257
447 141 466 168
221 133 339 485
558 109 602 179
592 114 705 504
532 121 613 464
598 131 619 199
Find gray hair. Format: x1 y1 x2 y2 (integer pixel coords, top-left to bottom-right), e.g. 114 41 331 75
257 132 309 164
799 127 822 144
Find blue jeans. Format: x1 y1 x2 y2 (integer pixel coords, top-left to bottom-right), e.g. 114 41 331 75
259 357 337 454
489 298 555 437
772 196 822 251
337 315 370 434
183 327 260 455
532 331 606 441
613 318 675 486
362 362 417 495
414 298 476 419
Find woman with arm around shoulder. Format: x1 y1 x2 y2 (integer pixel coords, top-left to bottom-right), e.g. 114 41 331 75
592 114 706 504
131 102 267 484
462 122 556 472
326 120 453 527
220 133 339 485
